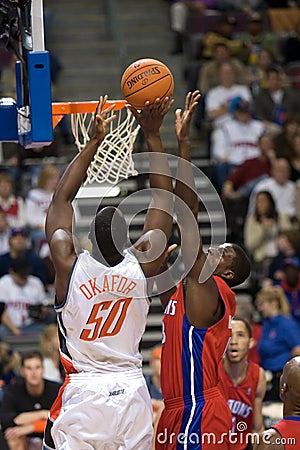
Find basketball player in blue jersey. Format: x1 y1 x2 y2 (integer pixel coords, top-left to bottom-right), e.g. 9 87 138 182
43 95 175 450
155 91 251 449
254 356 300 450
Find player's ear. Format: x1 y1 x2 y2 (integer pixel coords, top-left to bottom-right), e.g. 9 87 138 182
222 268 234 280
280 382 288 397
248 337 255 349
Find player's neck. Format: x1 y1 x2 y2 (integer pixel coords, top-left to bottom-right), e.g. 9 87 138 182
224 357 248 387
284 400 300 418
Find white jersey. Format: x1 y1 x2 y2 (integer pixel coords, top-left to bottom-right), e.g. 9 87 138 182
0 274 46 327
206 84 252 129
56 249 150 374
212 117 265 164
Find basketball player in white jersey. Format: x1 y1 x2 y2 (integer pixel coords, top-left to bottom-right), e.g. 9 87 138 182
43 95 175 450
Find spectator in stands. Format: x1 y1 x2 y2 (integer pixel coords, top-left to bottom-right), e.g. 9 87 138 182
0 226 47 287
211 96 265 192
0 301 21 337
245 48 275 97
0 173 25 227
266 229 300 283
0 341 20 393
0 212 10 256
201 15 244 60
222 133 274 199
237 12 280 65
0 350 61 450
25 164 61 255
0 256 47 338
218 318 266 445
244 191 292 283
169 0 219 54
248 158 296 219
254 65 300 135
205 63 252 128
288 132 300 181
273 115 300 160
206 63 252 167
199 42 247 94
144 345 163 428
273 257 300 322
255 286 300 401
39 324 63 384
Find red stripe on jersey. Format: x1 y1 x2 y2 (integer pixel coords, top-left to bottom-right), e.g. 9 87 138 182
60 353 78 374
49 375 70 421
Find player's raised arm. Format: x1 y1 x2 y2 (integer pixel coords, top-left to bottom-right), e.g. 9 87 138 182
173 91 204 273
45 96 116 300
129 98 175 277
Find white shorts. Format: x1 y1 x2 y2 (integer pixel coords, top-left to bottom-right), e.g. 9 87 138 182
43 369 153 450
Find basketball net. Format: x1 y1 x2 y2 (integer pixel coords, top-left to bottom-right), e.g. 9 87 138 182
70 105 140 185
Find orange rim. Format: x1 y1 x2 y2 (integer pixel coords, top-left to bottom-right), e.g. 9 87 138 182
52 100 127 128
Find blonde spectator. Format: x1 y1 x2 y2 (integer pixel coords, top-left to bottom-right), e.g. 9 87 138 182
244 190 292 282
256 286 300 401
0 342 21 389
39 324 63 383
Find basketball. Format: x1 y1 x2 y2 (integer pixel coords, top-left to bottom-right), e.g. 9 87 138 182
121 58 174 109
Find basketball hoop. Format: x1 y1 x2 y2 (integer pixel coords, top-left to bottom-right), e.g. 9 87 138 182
52 100 139 185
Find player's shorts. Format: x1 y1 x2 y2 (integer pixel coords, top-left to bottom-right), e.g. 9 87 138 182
155 387 232 449
43 368 153 450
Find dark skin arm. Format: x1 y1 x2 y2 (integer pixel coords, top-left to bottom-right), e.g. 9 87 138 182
174 91 223 327
129 98 175 278
253 429 284 450
45 96 116 304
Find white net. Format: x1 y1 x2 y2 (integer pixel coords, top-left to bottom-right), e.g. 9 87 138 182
71 106 140 185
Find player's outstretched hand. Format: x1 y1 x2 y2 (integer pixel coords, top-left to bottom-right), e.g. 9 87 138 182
90 95 116 145
175 90 200 142
128 97 174 135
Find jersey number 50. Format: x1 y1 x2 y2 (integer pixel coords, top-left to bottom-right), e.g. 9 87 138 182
80 297 132 341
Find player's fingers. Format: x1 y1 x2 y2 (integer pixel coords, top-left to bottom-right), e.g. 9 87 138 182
102 103 116 116
105 114 117 124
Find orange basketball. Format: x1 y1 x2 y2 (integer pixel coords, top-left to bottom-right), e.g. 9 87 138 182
121 58 174 109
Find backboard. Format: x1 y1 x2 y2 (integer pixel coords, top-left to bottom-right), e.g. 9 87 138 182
0 0 53 148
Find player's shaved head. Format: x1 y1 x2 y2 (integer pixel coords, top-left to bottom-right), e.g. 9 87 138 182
285 357 300 397
90 206 128 262
280 357 300 417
